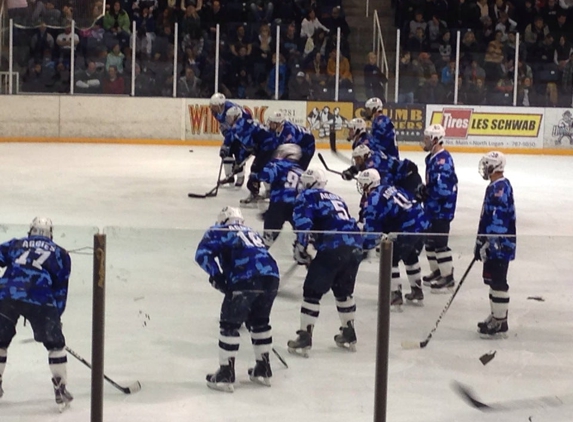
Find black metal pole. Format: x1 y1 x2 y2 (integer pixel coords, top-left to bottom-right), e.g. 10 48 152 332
91 234 106 422
374 239 393 422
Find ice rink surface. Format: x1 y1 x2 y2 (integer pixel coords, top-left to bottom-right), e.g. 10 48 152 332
1 143 573 422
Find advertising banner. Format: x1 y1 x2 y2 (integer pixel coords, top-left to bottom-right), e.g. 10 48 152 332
353 102 426 143
426 105 544 149
543 108 573 148
185 100 307 140
305 102 354 143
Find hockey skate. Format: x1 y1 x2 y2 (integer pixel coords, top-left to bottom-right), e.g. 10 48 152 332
287 326 312 358
430 274 455 294
248 353 272 387
206 358 236 393
479 317 508 339
404 286 424 305
477 314 494 331
219 175 235 185
240 192 264 206
391 290 404 312
334 321 357 352
234 173 245 187
52 377 73 412
422 270 441 286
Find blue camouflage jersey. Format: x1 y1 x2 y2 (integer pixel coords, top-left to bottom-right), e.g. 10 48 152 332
477 178 516 261
363 151 412 186
215 101 251 138
424 149 458 221
371 114 399 158
227 119 280 164
195 223 280 285
293 188 362 251
0 235 71 315
252 158 303 204
279 121 316 157
361 185 430 250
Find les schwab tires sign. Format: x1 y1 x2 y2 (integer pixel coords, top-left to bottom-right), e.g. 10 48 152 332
426 106 544 149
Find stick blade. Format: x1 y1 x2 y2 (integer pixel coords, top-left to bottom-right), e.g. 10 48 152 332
451 381 492 411
401 340 422 349
127 381 142 394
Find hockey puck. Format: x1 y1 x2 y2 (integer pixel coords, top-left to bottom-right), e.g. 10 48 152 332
479 350 496 365
189 149 194 153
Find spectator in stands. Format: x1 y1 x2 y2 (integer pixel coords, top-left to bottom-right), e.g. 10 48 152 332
249 0 274 23
530 33 557 70
555 35 572 70
135 7 157 53
418 52 437 80
467 76 488 104
56 26 80 68
156 8 176 35
464 59 486 84
201 0 226 40
441 60 456 85
460 29 480 66
281 23 302 59
495 12 518 42
323 6 350 39
543 82 560 106
22 61 53 93
300 9 330 39
103 65 125 94
30 23 55 61
177 66 203 97
147 47 175 96
106 43 125 73
517 58 534 80
103 1 132 49
267 53 287 98
249 75 272 99
409 10 427 38
483 39 506 84
154 25 174 58
479 16 496 47
230 25 253 57
408 27 430 53
504 30 527 62
490 0 512 22
252 24 273 84
289 71 311 100
446 75 470 104
397 50 420 103
560 50 573 99
41 0 62 27
232 45 254 86
542 0 562 32
364 52 387 99
525 16 550 49
183 47 201 77
327 50 352 85
60 4 74 28
514 0 537 33
306 51 329 90
53 61 70 93
132 0 159 18
435 43 453 73
491 75 514 105
516 76 537 105
477 0 490 20
418 72 446 103
458 0 481 30
75 59 102 94
552 12 571 41
128 63 155 96
427 13 448 52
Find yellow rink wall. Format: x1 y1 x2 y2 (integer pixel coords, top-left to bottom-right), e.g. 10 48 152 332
1 95 573 156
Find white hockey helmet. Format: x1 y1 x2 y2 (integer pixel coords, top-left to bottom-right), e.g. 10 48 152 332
209 92 226 114
356 169 381 194
347 117 367 141
423 123 446 152
274 143 302 162
217 206 244 225
267 110 286 134
29 216 53 239
225 105 243 127
352 144 372 169
299 168 327 190
364 97 384 119
478 151 506 180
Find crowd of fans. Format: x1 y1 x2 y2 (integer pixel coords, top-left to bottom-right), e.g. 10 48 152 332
4 0 368 100
395 0 573 106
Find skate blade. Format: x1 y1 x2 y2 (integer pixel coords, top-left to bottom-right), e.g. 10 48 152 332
249 375 272 387
405 299 424 306
430 287 454 294
57 401 71 413
335 342 357 352
422 281 433 287
479 332 508 340
206 381 235 393
287 346 310 358
391 304 403 313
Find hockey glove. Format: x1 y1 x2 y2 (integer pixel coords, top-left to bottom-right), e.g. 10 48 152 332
209 273 228 293
415 184 428 202
474 237 489 261
341 166 358 181
219 145 231 158
247 176 260 194
293 241 312 265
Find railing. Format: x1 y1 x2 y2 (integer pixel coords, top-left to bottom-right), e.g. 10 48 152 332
0 71 19 94
373 10 389 102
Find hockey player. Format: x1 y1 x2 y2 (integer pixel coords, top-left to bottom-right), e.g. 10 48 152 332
363 97 400 158
224 106 280 204
195 207 280 392
342 144 423 199
420 123 459 293
267 111 316 170
210 93 251 186
356 169 430 310
249 144 304 248
0 217 73 409
475 152 516 338
346 117 371 150
288 169 363 356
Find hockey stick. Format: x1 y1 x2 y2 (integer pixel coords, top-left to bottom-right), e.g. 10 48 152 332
272 348 289 369
401 258 476 349
65 346 142 394
188 160 224 198
317 153 344 177
452 381 572 412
